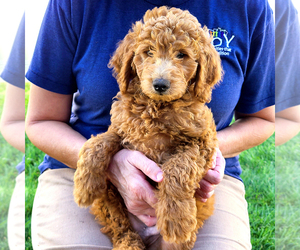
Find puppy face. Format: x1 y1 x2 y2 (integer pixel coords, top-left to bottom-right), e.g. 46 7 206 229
133 36 199 102
109 7 222 103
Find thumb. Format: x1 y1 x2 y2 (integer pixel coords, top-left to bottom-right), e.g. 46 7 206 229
137 214 157 227
128 151 163 182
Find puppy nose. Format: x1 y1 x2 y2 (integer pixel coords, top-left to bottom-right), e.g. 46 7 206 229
153 78 170 93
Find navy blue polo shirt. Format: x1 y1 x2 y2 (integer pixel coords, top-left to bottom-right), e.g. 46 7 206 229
275 0 300 112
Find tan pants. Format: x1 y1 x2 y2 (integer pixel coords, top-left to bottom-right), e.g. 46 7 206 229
31 168 251 250
7 171 25 250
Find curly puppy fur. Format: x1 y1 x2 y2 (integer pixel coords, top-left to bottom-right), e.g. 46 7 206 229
74 6 222 250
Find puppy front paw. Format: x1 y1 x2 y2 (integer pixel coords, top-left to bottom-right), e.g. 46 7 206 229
73 172 106 207
73 136 115 207
73 153 108 207
157 217 196 244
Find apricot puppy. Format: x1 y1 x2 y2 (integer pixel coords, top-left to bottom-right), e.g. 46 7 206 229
74 6 222 250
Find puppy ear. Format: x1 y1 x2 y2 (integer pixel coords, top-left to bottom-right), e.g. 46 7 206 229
194 34 223 103
108 32 136 94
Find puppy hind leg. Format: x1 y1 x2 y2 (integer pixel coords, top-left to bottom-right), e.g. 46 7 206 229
196 194 215 229
91 183 145 250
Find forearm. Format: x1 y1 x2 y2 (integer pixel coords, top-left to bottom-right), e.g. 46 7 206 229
275 117 300 146
217 116 275 158
275 106 300 146
0 83 25 153
26 120 87 169
0 120 25 153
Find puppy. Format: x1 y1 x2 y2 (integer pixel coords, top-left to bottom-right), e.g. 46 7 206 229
74 6 222 250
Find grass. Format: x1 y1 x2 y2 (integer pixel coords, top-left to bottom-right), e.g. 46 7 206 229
0 140 21 250
275 134 300 249
0 81 22 249
240 134 275 249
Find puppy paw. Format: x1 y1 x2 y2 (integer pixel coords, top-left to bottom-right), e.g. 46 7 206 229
113 231 145 250
73 171 106 207
73 157 108 207
161 240 195 250
114 245 144 250
156 199 197 244
158 217 197 244
73 138 113 207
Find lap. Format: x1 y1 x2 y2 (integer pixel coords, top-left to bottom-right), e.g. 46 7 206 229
31 168 112 250
8 171 25 250
31 169 251 250
194 175 251 250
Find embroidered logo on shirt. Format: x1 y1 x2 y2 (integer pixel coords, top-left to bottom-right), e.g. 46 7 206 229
209 28 235 56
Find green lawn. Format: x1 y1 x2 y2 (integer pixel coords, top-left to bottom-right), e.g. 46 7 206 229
240 134 275 249
2 80 294 249
0 138 20 250
275 134 300 249
0 81 22 249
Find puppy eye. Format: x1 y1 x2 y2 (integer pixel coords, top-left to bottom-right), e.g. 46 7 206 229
176 52 185 59
147 50 154 57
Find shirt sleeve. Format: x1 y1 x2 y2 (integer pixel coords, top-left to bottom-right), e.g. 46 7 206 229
275 0 300 112
1 13 25 89
235 2 275 114
25 0 78 94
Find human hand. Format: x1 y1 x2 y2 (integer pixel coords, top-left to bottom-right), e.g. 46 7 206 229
195 148 225 202
107 149 163 227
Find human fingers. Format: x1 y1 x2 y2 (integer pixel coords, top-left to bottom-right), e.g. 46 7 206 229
110 149 160 207
126 151 163 182
108 150 158 213
128 213 159 234
195 178 215 202
197 178 215 194
204 148 225 185
137 214 157 227
126 175 158 208
195 148 225 202
124 179 158 226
